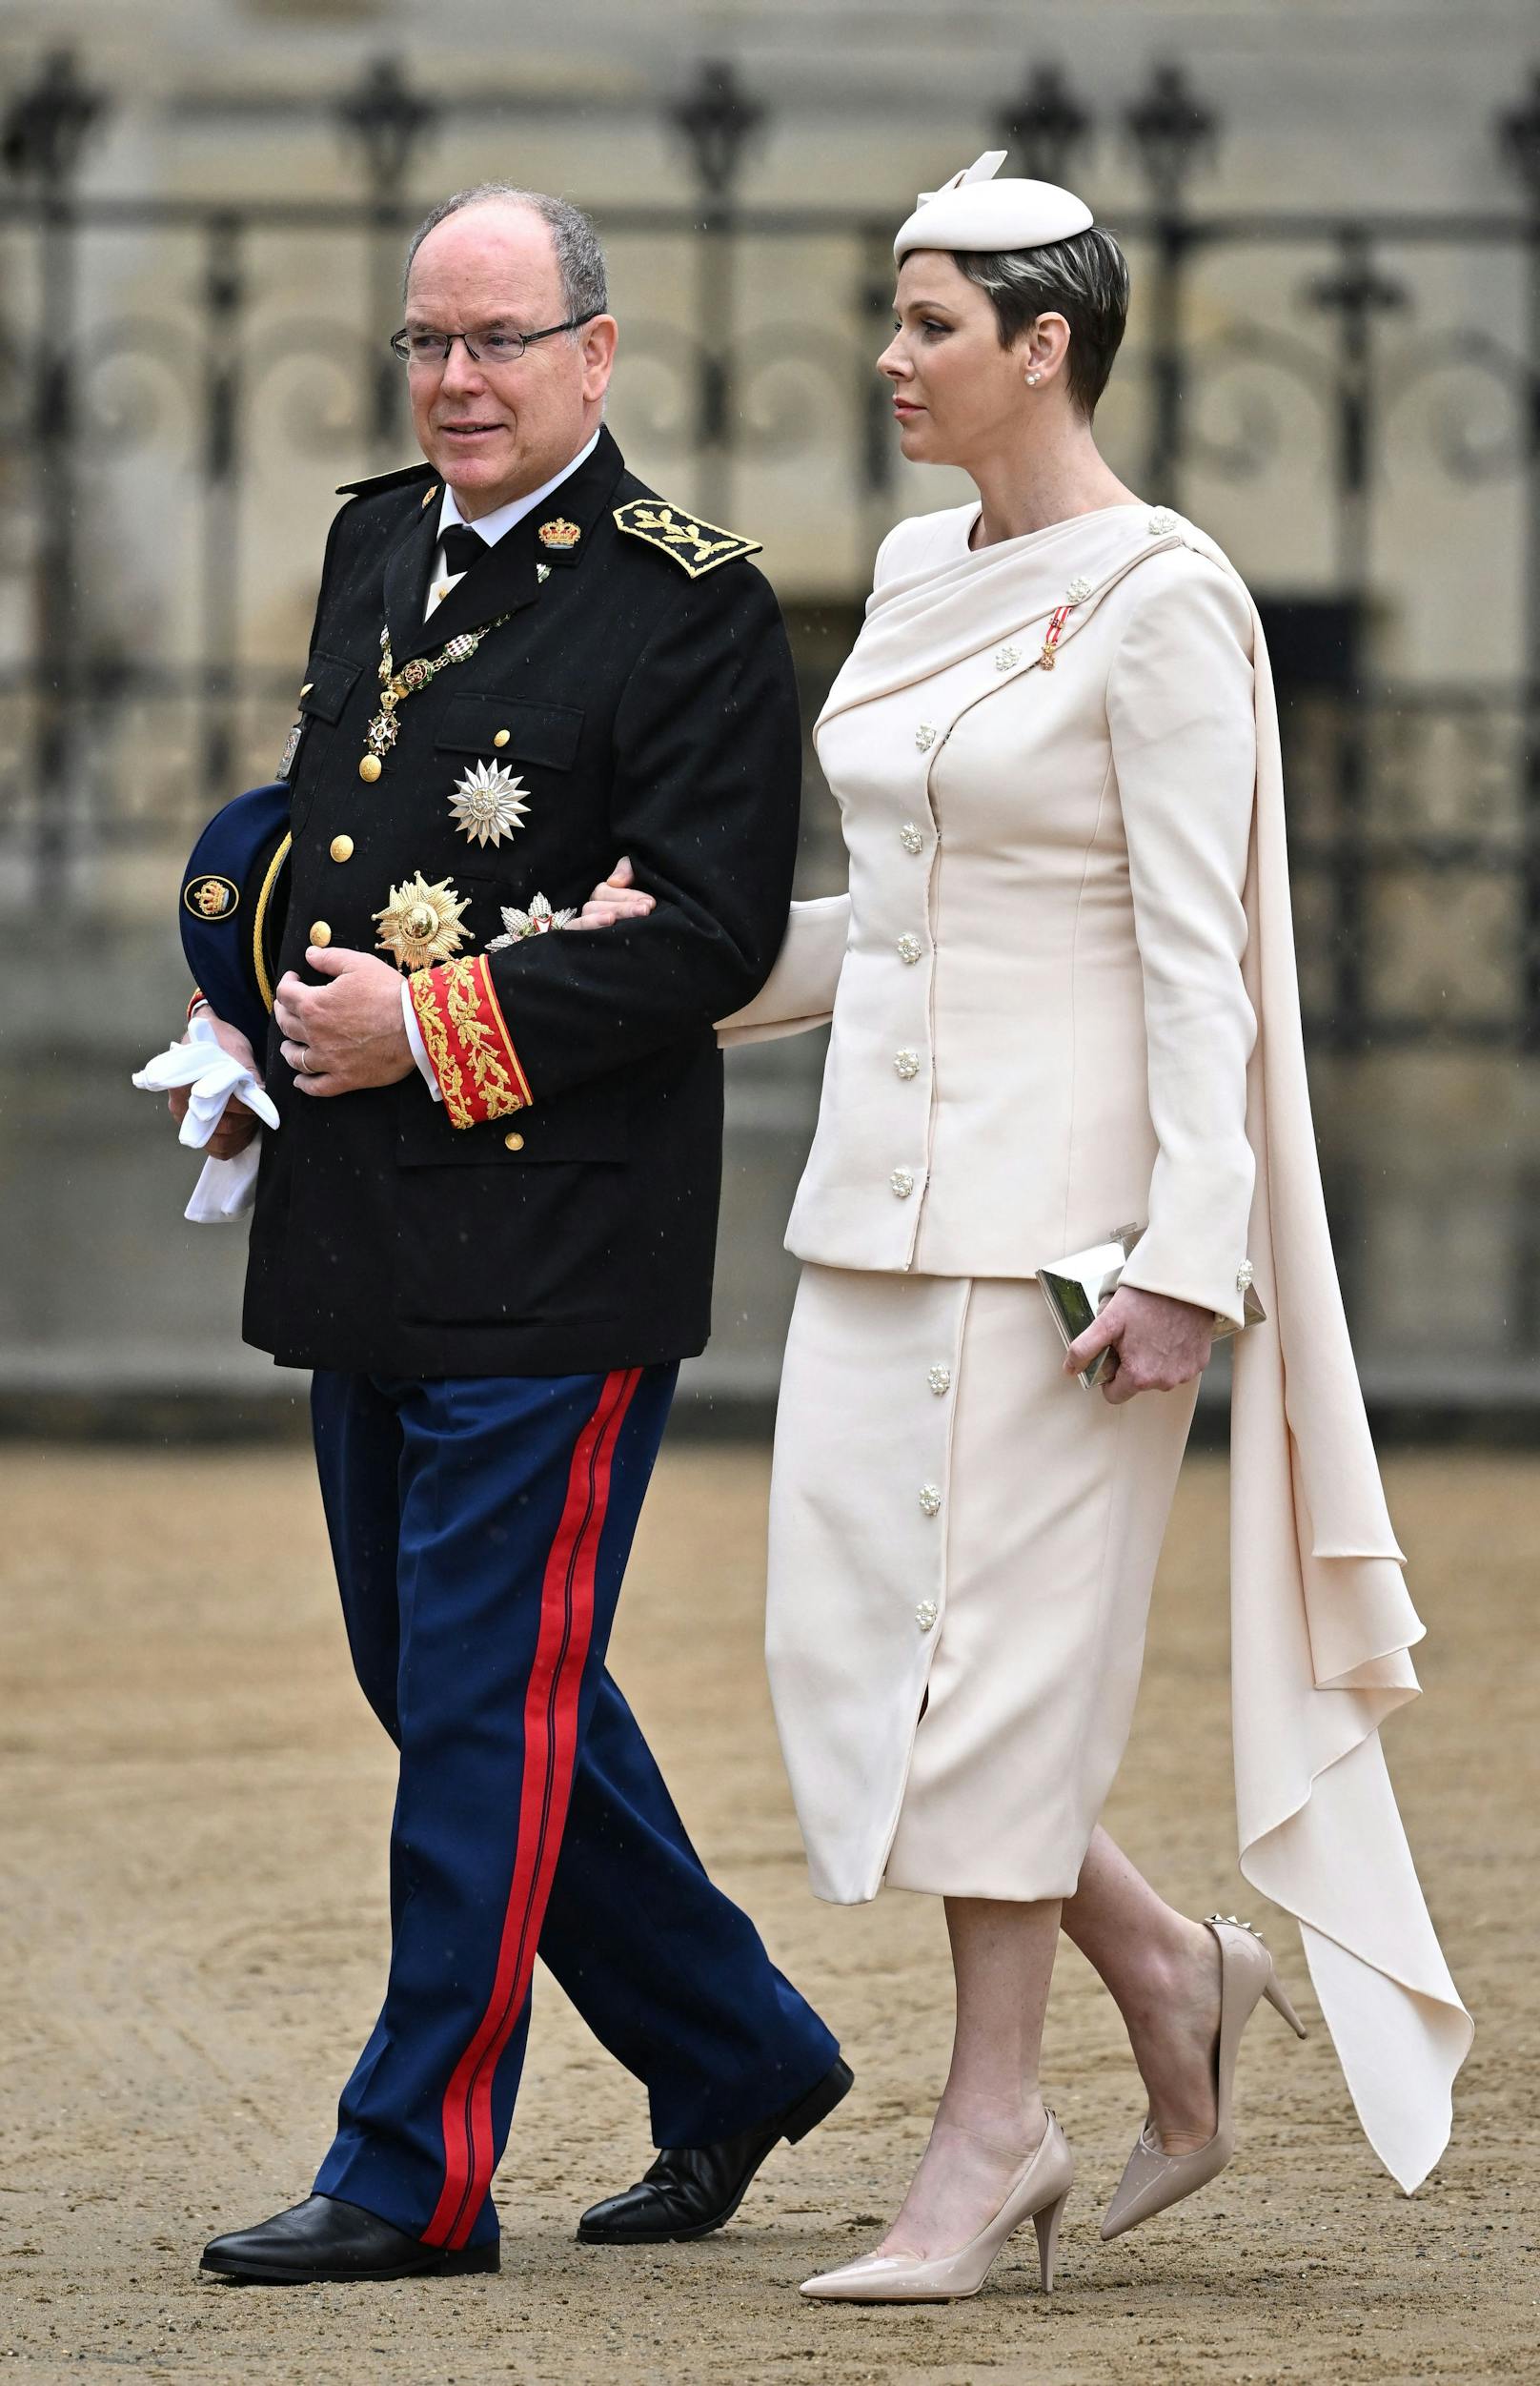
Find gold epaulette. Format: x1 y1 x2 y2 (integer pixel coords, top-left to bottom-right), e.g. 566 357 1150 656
613 499 762 579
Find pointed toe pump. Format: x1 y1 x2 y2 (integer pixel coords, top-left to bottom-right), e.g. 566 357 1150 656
800 2111 1076 2303
1101 1914 1307 2244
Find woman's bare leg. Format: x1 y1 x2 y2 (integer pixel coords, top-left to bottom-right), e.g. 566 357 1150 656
879 1894 1061 2258
1060 1826 1222 2153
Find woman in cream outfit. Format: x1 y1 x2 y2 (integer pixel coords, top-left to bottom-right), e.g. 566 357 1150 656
710 156 1470 2301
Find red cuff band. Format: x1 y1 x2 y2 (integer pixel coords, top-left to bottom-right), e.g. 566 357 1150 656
408 954 533 1129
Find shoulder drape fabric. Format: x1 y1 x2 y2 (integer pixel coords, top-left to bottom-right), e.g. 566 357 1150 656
722 501 1470 2192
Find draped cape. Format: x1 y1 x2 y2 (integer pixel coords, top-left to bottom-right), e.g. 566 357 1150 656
813 504 1472 2192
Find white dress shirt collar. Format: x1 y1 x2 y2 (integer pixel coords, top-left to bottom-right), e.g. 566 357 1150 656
435 427 601 551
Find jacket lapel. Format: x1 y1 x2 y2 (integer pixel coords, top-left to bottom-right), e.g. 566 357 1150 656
382 500 443 668
397 427 629 660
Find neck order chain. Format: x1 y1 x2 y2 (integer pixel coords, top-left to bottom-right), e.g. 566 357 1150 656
358 616 512 782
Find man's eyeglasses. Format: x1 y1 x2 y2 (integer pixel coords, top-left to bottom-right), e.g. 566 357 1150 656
390 314 600 369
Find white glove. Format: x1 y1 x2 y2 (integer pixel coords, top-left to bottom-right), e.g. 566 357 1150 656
132 1014 279 1224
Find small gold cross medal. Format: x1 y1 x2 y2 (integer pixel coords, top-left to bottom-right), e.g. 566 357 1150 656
1040 602 1073 671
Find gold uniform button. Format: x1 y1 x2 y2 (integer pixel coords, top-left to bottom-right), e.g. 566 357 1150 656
329 834 355 863
309 920 332 948
358 754 382 783
493 729 511 748
503 1131 525 1152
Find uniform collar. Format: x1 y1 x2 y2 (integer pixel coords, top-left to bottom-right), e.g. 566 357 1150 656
435 427 600 551
385 424 626 663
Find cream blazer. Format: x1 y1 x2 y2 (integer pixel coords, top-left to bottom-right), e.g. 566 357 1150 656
729 502 1256 1323
722 499 1469 2195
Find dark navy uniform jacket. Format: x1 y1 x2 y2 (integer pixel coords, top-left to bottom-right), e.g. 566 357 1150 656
242 425 802 1377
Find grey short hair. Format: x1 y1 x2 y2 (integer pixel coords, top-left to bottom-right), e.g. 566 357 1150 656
954 227 1130 418
403 184 609 323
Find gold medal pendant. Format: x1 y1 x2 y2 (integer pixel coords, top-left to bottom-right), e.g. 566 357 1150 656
374 872 471 970
449 759 532 848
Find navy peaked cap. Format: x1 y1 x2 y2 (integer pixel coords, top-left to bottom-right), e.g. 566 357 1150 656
179 782 292 1052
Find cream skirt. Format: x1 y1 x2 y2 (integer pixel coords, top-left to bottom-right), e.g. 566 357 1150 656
765 1266 1199 1904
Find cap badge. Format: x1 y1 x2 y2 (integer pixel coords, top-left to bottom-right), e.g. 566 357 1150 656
538 518 581 549
374 872 471 971
448 758 532 848
183 873 239 920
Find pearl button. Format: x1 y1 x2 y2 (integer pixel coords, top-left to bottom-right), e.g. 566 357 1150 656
494 729 511 748
890 1168 915 1199
895 1050 920 1080
915 724 937 752
927 1365 952 1396
994 645 1020 671
916 1600 939 1632
900 823 923 854
1066 574 1092 602
919 1484 942 1517
1236 1258 1255 1292
1149 507 1180 536
897 934 922 965
309 920 332 948
504 1131 525 1151
329 834 355 863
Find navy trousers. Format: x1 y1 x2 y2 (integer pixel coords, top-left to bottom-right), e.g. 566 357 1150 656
307 1365 838 2252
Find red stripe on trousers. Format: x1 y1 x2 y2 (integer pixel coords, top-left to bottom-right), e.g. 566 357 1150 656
421 1367 643 2250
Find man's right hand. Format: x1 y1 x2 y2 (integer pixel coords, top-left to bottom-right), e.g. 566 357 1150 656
170 1010 264 1158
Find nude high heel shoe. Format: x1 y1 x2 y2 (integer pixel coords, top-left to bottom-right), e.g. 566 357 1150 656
800 2111 1076 2302
1100 1915 1307 2243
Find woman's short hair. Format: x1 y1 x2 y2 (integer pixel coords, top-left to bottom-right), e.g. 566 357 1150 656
954 228 1130 418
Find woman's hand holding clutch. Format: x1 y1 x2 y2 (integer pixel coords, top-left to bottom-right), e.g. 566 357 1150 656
1063 1284 1214 1405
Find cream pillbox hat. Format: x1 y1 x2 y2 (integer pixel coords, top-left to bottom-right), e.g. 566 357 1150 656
893 151 1094 263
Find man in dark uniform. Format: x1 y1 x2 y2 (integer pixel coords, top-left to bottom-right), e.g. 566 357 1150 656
186 183 848 2286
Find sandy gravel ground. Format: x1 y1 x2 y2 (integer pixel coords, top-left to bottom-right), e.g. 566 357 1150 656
1 1440 1533 2384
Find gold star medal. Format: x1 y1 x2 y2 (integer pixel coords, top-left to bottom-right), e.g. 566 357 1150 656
374 872 471 970
448 758 531 848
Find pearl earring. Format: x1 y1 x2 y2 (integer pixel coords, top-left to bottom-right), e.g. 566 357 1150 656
1027 372 1041 386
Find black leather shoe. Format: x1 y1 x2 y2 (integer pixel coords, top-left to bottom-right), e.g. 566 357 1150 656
577 2056 854 2244
199 2193 499 2284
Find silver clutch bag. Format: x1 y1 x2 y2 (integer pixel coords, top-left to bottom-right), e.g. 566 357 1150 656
1038 1223 1266 1392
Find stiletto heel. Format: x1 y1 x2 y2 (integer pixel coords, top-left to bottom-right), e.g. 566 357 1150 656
1264 1971 1307 2039
1032 2183 1070 2293
800 2112 1076 2302
1100 1916 1307 2243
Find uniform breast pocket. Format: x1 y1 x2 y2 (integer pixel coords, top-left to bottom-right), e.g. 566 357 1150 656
287 648 365 825
435 694 584 772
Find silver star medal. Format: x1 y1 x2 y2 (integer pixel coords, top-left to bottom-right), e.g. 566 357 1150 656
488 892 577 949
448 757 532 847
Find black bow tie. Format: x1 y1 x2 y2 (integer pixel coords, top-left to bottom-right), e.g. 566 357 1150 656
440 523 491 576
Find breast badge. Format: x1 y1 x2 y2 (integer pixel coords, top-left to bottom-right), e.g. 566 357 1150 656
448 758 532 848
487 893 576 948
374 872 471 970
